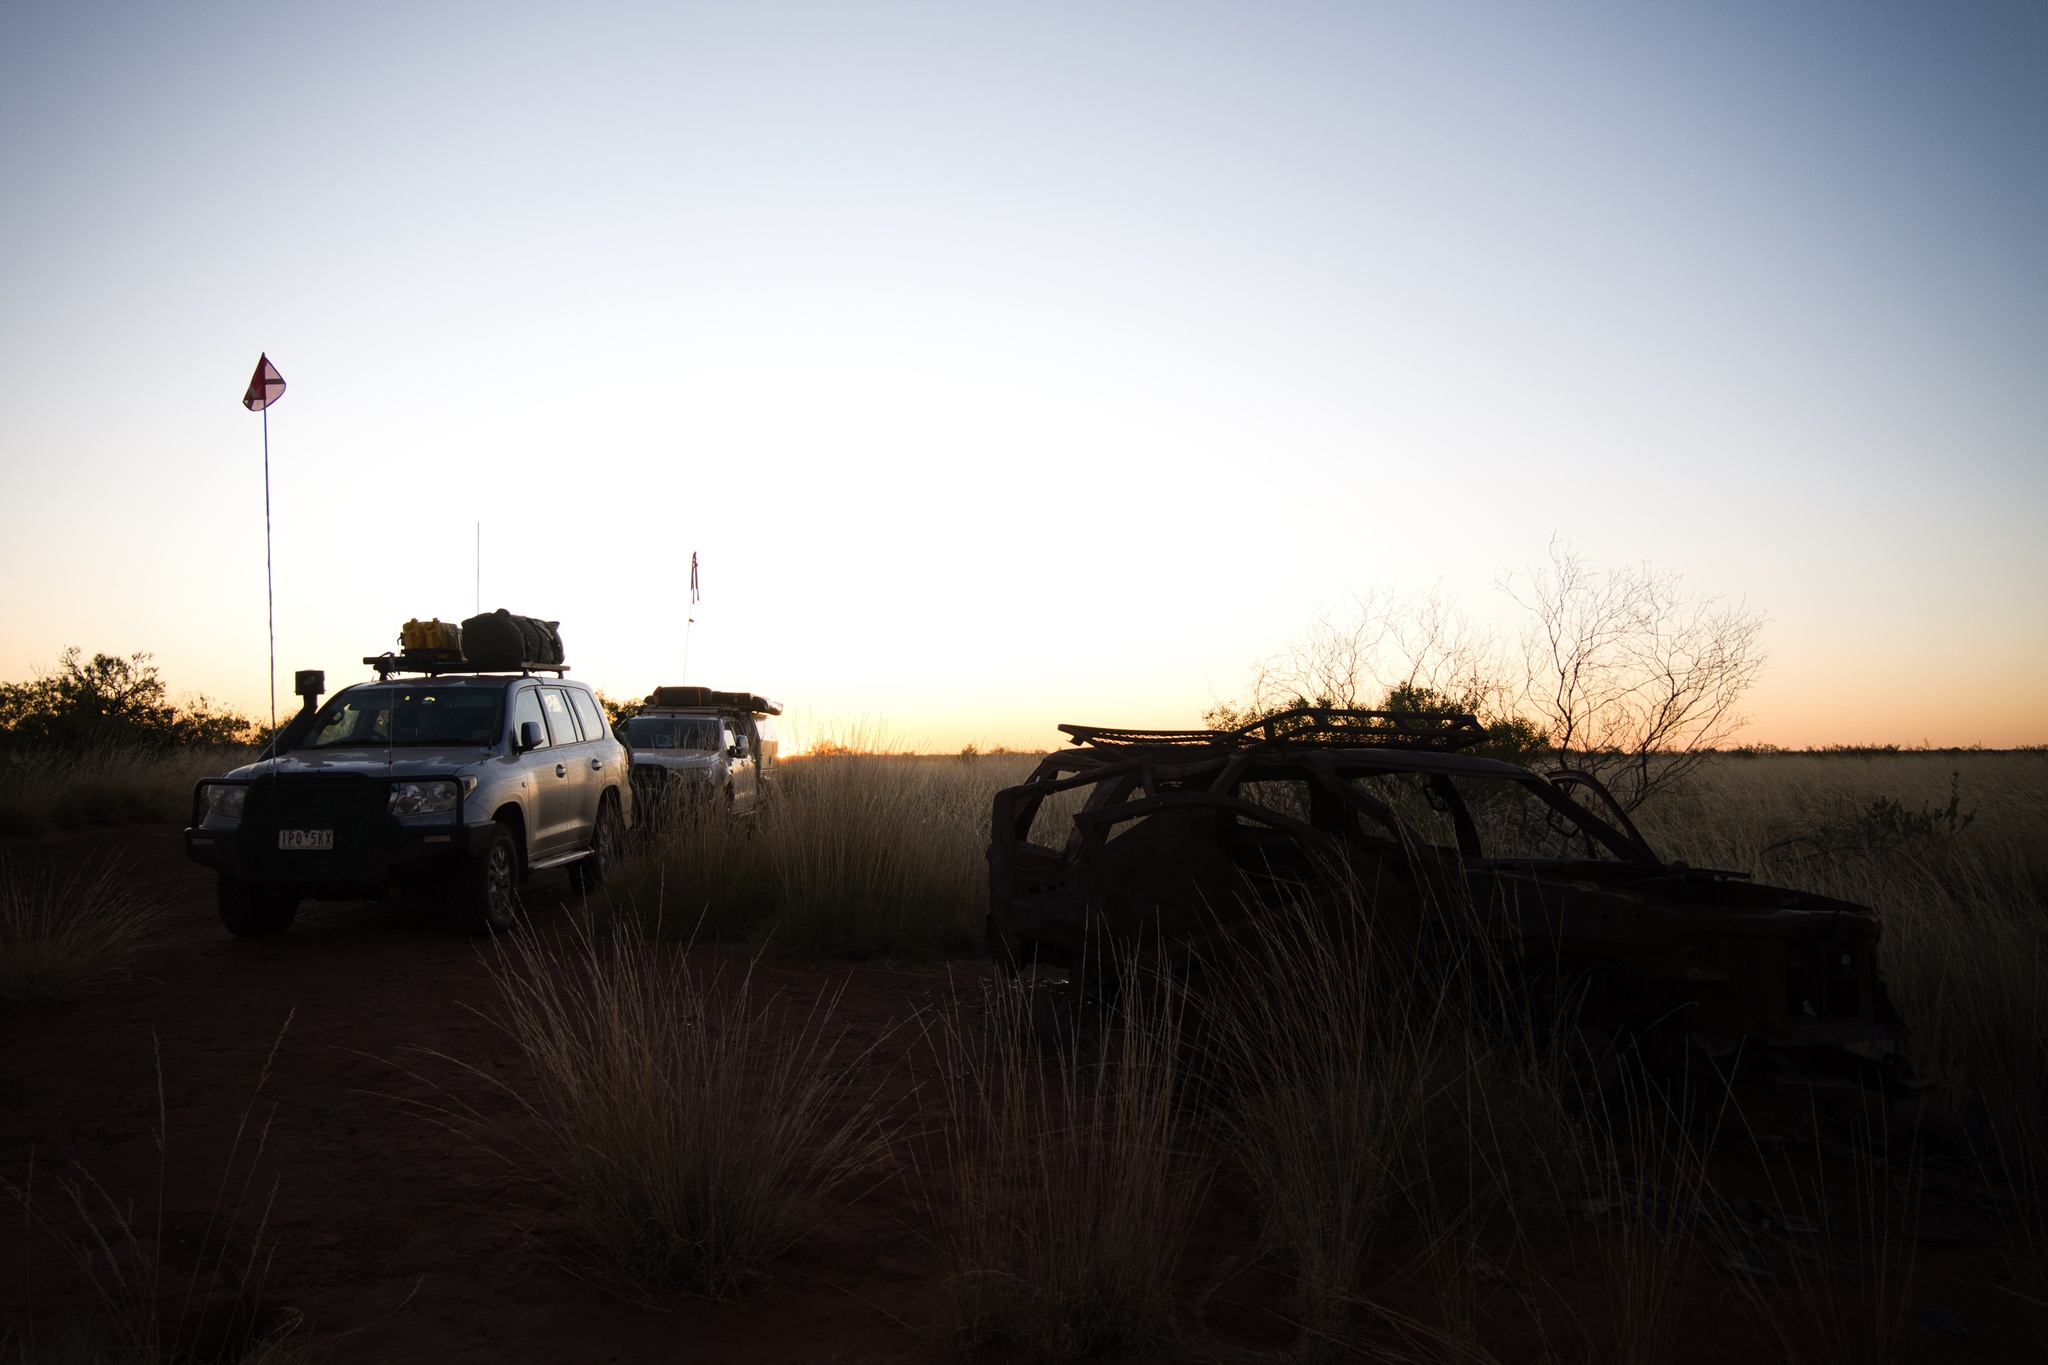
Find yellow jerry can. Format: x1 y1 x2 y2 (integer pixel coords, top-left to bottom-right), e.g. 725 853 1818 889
401 618 462 651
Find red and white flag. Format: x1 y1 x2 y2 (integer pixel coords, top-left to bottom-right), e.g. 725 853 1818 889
242 353 286 411
690 551 701 604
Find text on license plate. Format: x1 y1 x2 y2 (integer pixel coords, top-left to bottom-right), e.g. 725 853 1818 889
278 829 334 851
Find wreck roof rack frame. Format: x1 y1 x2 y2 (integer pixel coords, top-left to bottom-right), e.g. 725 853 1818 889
362 651 569 680
1059 707 1489 753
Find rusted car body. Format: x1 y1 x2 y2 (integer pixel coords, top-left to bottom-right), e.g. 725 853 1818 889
987 709 1929 1097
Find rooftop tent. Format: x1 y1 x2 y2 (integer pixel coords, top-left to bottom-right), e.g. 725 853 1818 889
645 685 782 716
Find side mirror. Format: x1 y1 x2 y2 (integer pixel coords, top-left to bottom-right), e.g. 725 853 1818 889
518 720 546 752
727 744 741 759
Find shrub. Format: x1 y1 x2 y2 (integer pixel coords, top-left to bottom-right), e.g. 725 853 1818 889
0 649 257 749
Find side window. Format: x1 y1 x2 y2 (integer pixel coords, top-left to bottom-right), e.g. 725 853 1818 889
569 689 606 744
511 687 548 749
539 687 583 745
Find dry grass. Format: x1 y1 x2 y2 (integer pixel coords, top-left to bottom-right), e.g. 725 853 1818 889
1222 935 1575 1356
1568 1077 1719 1365
932 966 1206 1360
0 857 165 1009
453 925 882 1301
1206 893 1443 1344
0 743 257 838
2 1026 305 1364
1643 755 2048 1299
606 750 1040 960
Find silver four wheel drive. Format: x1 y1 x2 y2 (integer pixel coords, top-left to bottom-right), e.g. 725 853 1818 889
623 687 782 817
185 668 633 936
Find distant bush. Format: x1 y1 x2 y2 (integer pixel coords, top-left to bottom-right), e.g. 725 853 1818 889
0 648 258 749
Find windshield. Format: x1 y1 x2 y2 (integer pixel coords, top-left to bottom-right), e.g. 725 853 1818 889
301 686 505 749
626 716 721 751
1345 770 1636 861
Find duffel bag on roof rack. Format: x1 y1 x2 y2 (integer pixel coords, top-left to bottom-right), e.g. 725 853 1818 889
461 609 565 669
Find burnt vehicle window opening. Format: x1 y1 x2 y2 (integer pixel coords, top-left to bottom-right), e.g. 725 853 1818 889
1346 772 1464 855
1212 808 1321 888
1019 779 1097 853
301 687 505 749
1442 776 1638 862
1231 771 1361 839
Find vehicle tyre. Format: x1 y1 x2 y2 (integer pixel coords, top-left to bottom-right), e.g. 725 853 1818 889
450 822 523 934
567 795 625 894
218 875 299 937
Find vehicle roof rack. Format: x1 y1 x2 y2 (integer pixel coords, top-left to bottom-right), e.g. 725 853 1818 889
1059 707 1489 753
362 651 569 680
642 685 784 716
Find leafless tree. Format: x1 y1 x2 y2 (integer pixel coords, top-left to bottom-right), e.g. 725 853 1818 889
1503 539 1766 809
1206 588 1511 729
1211 543 1768 811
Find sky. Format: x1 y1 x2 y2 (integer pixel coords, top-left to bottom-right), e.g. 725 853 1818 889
1 1 2043 751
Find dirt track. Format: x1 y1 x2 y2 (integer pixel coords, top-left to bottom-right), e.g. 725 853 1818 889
3 827 2040 1363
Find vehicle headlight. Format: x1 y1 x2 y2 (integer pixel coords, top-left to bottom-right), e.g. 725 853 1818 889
388 780 459 816
203 784 246 819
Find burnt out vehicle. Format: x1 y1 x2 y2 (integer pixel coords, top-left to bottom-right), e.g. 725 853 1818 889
987 709 1931 1098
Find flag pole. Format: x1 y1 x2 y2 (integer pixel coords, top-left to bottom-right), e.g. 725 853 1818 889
263 403 276 735
681 550 698 683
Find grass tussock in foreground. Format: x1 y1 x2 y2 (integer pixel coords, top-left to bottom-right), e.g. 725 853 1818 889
0 743 258 839
461 925 881 1302
0 856 165 1008
605 749 1040 960
932 966 1205 1360
3 1025 308 1365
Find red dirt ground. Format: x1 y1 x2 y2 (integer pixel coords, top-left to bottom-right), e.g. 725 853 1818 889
2 826 2040 1363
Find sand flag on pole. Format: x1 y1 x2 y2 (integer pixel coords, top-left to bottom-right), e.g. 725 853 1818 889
690 551 701 604
243 353 287 736
243 354 286 411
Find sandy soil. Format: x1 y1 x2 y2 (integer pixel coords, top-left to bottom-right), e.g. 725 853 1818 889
1 827 2039 1363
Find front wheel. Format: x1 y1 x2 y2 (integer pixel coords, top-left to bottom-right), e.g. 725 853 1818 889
566 796 625 893
449 823 522 934
218 876 299 937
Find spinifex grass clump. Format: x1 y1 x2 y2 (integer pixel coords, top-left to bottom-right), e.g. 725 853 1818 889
0 856 165 1007
1568 1073 1719 1365
1208 880 1571 1354
2 1027 306 1364
1700 1093 1924 1365
477 926 879 1301
1208 893 1438 1344
935 966 1206 1360
606 749 1038 960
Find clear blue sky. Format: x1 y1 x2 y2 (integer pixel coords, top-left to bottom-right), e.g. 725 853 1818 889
2 2 2042 747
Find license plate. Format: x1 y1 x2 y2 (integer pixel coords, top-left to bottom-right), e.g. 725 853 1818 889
278 829 334 851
